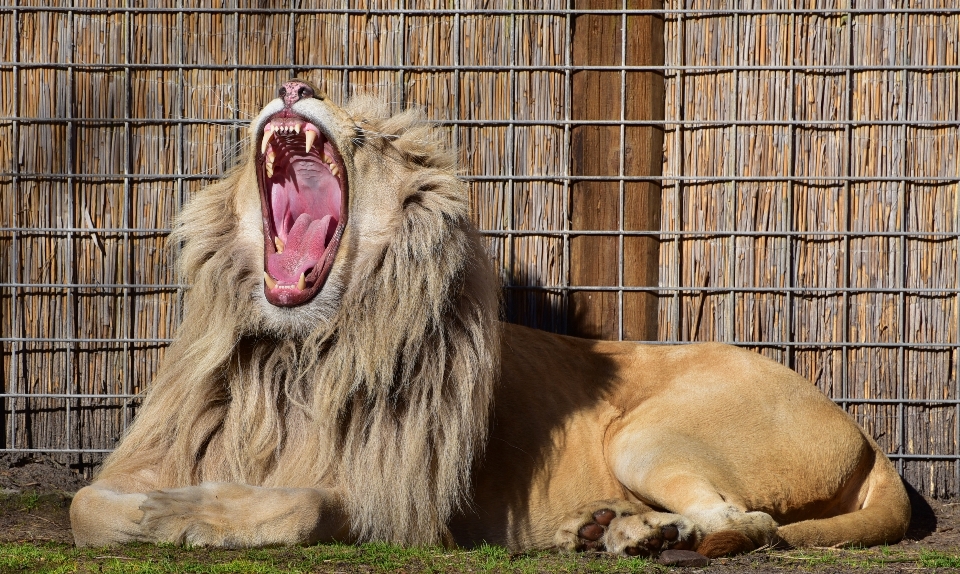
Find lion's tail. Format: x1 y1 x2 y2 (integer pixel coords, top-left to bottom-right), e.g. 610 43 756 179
776 443 911 548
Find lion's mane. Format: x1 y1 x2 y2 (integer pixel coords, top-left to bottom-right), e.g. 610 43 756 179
98 97 501 546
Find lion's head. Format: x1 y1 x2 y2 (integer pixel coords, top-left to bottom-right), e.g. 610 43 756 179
100 83 501 546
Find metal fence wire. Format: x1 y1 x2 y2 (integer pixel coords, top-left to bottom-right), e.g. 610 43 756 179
1 2 959 497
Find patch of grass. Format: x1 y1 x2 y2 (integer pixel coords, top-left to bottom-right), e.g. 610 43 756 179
19 491 41 511
1 542 958 573
918 549 960 569
0 542 72 573
764 546 960 570
769 548 842 567
0 542 601 574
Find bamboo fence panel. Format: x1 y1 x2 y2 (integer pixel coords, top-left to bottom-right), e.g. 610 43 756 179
2 2 960 496
662 1 960 496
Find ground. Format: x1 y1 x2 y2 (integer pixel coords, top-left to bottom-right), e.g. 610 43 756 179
1 454 958 572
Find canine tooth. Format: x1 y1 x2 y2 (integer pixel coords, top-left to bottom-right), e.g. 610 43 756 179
274 236 284 254
305 130 316 153
297 272 306 291
260 126 273 154
263 272 277 290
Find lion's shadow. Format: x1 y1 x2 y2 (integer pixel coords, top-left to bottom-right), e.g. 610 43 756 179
501 265 658 342
452 267 628 546
501 273 570 336
903 481 937 541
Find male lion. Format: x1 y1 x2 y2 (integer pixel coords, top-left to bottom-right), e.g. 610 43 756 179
70 80 911 557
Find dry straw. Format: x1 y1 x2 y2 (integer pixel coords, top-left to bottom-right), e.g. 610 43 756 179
661 4 960 496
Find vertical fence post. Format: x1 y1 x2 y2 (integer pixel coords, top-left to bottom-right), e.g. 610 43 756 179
570 0 664 341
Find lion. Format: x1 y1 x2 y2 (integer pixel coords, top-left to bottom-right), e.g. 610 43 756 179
70 80 911 558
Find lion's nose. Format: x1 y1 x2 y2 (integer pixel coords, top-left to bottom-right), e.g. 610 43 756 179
279 79 316 107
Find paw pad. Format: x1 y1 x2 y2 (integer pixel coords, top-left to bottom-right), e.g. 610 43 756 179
575 508 619 551
621 526 669 557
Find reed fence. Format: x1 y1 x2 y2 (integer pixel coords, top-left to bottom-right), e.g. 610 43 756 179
1 1 959 498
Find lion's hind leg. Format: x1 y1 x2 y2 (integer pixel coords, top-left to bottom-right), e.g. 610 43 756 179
606 432 779 557
620 471 780 556
554 499 701 557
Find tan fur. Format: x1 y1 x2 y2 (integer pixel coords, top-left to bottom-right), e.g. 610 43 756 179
70 91 910 555
697 531 756 558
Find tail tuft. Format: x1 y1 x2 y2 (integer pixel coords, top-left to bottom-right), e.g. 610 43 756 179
697 530 755 557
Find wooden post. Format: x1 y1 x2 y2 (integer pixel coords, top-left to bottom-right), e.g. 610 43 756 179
570 0 664 341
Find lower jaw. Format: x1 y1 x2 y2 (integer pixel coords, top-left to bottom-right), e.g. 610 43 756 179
262 234 342 307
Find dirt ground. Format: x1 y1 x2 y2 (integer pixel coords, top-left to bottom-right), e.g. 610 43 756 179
1 453 959 571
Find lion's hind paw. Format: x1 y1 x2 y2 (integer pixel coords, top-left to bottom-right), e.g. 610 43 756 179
555 499 644 552
603 512 701 557
555 499 703 558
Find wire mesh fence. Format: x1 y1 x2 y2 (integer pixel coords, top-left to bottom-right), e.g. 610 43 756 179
1 1 959 497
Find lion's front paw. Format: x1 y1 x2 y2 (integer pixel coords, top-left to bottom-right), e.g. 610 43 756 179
603 511 701 557
138 485 229 546
554 499 647 552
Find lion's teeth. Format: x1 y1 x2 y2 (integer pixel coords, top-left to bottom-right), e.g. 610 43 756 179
294 123 301 134
297 272 306 291
263 272 277 290
274 236 284 254
321 151 337 175
260 127 273 154
330 163 339 177
305 130 316 153
265 149 276 178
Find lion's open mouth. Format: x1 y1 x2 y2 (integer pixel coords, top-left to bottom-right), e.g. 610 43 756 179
257 112 346 307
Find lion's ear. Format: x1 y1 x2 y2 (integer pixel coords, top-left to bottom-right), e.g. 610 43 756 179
398 173 463 217
401 180 441 211
402 191 424 210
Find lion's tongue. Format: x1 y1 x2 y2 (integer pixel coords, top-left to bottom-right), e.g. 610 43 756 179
267 213 334 284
